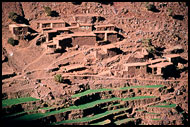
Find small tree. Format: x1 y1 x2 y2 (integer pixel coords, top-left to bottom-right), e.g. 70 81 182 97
8 37 16 46
54 74 63 83
43 6 52 16
8 12 18 22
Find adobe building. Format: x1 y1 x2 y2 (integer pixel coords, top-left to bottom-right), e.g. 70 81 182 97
95 24 115 31
124 62 150 77
73 14 100 24
9 24 29 40
78 23 94 32
70 32 97 46
162 54 181 66
44 29 58 42
52 35 72 49
35 20 67 32
147 62 173 76
94 31 118 43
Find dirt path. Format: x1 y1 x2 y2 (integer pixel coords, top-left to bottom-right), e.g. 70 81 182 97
22 49 47 73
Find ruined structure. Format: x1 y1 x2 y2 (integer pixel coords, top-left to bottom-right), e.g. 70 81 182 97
9 24 29 40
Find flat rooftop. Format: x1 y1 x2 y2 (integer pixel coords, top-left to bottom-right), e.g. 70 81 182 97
93 31 117 34
53 35 72 40
79 23 93 26
148 62 173 68
54 27 69 31
163 54 181 58
9 24 28 27
43 29 58 33
148 58 167 64
125 62 149 67
95 24 115 28
70 32 96 37
35 20 66 24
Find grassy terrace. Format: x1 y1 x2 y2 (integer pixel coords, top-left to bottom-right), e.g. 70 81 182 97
12 97 121 121
12 96 157 122
114 118 136 125
51 107 131 125
71 88 112 98
90 119 111 125
149 104 176 108
121 96 156 101
71 85 164 98
2 97 40 107
2 107 54 120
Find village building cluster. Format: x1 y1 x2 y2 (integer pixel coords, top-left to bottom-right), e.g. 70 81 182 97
8 14 185 79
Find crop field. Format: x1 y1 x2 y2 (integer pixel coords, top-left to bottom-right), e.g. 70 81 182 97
2 97 40 107
71 85 164 98
2 84 177 125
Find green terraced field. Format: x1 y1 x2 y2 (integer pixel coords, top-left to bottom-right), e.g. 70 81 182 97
90 119 111 125
51 107 131 125
2 107 54 120
149 104 176 108
119 85 164 90
114 118 136 125
12 97 121 121
71 85 164 98
71 88 112 98
2 97 40 107
121 96 156 101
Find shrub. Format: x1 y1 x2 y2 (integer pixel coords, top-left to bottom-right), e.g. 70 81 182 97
146 4 156 11
8 37 16 46
8 12 18 22
43 6 52 16
54 74 63 83
167 8 174 17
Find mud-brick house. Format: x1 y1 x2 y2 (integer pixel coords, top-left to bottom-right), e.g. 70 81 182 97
70 32 97 46
94 31 118 43
43 29 58 42
36 20 67 31
9 24 29 40
147 62 173 76
53 35 72 50
124 62 150 77
73 14 100 24
162 54 181 66
78 23 94 32
95 24 115 31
